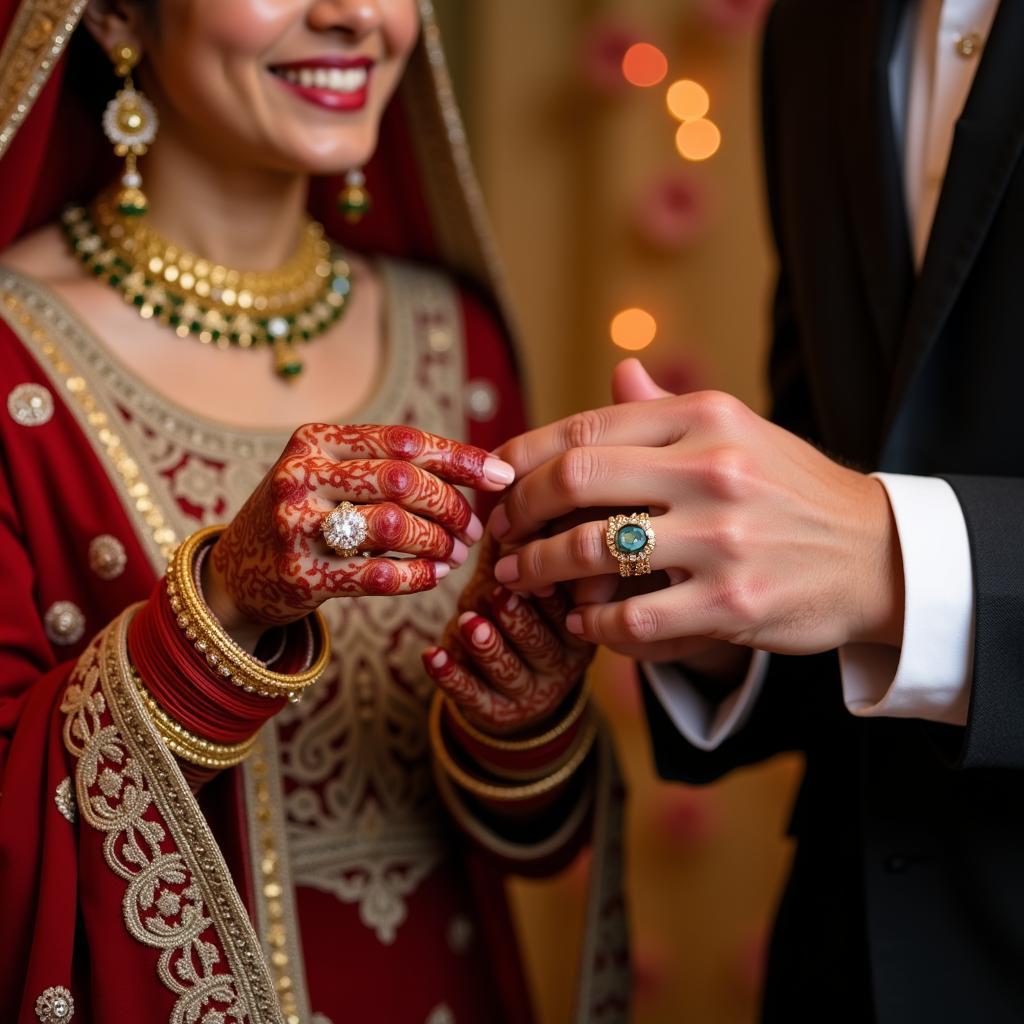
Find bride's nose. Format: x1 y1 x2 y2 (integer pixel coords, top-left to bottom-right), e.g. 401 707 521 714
307 0 384 40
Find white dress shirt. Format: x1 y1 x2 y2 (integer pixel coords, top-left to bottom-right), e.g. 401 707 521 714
649 0 1000 749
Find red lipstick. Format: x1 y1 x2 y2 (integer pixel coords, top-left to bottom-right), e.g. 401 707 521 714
269 57 374 113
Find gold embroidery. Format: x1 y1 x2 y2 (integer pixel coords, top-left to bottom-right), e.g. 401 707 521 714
0 0 89 159
246 734 306 1024
0 282 179 565
61 611 283 1024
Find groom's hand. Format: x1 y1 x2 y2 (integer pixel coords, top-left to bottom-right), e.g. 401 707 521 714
489 360 905 658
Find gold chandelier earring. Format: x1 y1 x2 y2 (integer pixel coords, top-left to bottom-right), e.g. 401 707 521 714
103 42 158 217
337 168 371 223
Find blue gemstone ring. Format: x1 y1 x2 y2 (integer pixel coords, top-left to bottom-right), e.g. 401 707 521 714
605 513 656 577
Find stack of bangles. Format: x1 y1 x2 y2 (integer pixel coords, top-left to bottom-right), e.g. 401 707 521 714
130 524 331 772
429 683 597 809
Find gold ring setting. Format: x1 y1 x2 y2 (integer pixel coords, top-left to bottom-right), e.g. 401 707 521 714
321 501 368 558
605 512 656 577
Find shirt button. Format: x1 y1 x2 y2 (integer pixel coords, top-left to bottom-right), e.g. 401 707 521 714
884 855 910 874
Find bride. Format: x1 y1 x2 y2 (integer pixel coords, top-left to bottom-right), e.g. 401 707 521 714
0 1 628 1021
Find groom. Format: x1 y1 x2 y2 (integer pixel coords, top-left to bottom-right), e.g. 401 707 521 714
490 1 1024 1021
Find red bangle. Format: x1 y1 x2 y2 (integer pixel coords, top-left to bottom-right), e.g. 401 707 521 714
129 582 286 745
442 683 590 781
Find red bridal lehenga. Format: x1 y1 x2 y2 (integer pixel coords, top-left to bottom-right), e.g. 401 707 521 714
0 3 630 1022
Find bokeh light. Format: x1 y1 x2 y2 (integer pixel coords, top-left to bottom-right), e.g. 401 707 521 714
622 42 669 88
675 117 722 161
611 308 658 350
666 79 710 121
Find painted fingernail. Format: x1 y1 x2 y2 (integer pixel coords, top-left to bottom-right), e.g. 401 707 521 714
494 555 520 584
449 538 469 566
488 504 510 540
566 612 584 635
434 561 451 580
492 585 520 612
464 513 484 543
483 457 516 485
458 612 491 647
422 647 448 671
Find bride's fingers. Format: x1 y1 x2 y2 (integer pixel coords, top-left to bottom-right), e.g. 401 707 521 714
298 422 514 491
313 502 466 563
313 555 450 598
456 612 532 697
422 647 503 720
491 586 564 674
533 586 594 654
298 455 477 537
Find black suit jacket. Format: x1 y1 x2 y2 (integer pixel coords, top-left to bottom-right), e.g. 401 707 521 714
643 2 1024 1021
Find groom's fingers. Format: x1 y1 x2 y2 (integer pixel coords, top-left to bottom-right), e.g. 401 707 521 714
495 397 683 479
611 358 674 403
566 584 716 646
493 444 669 542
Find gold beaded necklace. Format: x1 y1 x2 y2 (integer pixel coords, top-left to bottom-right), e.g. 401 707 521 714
62 188 354 379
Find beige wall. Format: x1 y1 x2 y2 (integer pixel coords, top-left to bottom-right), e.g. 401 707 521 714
434 2 801 1021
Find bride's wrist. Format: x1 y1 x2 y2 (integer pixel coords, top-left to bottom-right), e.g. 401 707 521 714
199 544 266 654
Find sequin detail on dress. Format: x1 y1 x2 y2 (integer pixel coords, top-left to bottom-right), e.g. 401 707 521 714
8 382 53 425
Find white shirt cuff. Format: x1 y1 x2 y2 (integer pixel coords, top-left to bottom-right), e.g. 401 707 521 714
645 650 771 751
838 473 974 727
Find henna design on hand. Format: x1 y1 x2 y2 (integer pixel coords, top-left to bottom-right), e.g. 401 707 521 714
458 613 528 696
359 503 456 560
311 423 490 487
491 588 564 675
207 423 490 630
423 587 596 735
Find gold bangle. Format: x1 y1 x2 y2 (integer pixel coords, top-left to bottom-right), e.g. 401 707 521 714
428 691 597 803
131 669 256 769
443 681 591 753
166 525 331 702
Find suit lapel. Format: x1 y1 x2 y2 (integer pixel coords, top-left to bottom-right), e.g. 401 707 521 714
883 0 1024 436
837 0 914 366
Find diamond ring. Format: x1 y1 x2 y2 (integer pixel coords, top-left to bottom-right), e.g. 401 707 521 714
321 501 369 558
605 512 656 577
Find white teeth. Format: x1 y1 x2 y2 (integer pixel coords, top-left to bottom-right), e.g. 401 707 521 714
278 65 368 93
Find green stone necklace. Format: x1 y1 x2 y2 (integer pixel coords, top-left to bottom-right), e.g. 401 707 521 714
62 190 353 380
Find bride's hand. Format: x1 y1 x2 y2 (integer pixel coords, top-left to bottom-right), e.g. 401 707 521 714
423 585 594 736
204 423 515 644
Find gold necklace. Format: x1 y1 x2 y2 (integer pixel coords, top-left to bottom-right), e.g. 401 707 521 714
62 189 353 379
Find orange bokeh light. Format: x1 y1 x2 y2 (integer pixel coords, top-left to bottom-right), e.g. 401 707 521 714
622 43 669 88
611 308 658 351
675 118 721 161
666 79 710 122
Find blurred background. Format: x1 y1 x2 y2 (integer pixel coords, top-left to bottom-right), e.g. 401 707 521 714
432 1 803 1022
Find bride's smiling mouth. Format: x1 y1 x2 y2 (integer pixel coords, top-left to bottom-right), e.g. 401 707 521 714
268 56 374 112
